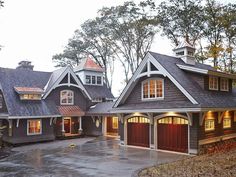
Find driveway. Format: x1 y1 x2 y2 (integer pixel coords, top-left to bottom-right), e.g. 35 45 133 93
0 137 188 177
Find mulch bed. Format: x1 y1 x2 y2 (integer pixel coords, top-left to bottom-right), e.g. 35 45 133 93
139 148 236 177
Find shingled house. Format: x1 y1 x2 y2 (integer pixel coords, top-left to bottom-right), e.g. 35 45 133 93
112 42 236 154
0 58 117 144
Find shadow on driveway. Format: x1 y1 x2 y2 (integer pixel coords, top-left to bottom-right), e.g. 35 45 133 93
0 137 188 177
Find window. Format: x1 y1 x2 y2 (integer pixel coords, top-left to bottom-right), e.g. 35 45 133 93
223 118 231 129
60 90 74 105
92 98 102 103
220 78 229 91
92 76 96 84
20 94 41 100
158 117 188 124
97 76 102 85
205 119 215 131
86 75 91 84
112 117 118 129
27 119 42 135
142 79 164 100
0 94 3 109
127 117 150 123
209 76 218 90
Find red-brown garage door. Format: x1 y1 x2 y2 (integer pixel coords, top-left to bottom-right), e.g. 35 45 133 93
127 117 150 147
157 117 188 153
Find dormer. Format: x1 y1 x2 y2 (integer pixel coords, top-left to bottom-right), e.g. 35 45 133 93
74 57 104 86
14 87 44 100
173 41 196 65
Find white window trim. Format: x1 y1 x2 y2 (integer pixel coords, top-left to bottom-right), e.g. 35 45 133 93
209 76 219 91
223 117 231 129
220 78 229 91
60 90 74 105
205 118 215 132
141 78 164 101
85 75 91 84
85 75 103 86
27 119 42 136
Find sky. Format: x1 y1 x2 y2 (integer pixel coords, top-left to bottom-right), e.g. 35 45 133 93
0 0 235 96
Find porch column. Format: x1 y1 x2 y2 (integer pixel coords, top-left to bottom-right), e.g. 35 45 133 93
8 119 12 137
79 116 82 131
61 117 65 135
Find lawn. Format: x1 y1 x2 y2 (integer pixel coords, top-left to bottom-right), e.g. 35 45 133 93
139 148 236 177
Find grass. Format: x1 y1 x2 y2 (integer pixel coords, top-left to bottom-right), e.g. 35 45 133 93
139 148 236 177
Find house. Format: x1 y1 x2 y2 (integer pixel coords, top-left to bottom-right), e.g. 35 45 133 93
112 41 236 154
0 58 117 144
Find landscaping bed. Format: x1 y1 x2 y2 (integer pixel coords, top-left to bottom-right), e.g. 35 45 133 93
139 148 236 177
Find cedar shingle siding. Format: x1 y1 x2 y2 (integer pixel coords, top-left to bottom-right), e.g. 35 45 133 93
124 75 189 105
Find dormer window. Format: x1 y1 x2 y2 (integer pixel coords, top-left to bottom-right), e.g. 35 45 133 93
60 90 74 105
14 87 43 100
209 76 218 90
220 78 229 91
142 79 164 100
85 75 103 85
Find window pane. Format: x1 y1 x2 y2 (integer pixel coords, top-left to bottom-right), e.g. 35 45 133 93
149 80 155 98
223 118 231 128
156 80 163 97
97 76 102 85
86 75 91 84
61 90 74 105
28 120 41 135
92 76 96 84
205 119 215 131
143 82 148 98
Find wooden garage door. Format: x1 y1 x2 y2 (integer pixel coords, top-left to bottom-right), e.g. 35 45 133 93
158 117 188 153
127 117 150 147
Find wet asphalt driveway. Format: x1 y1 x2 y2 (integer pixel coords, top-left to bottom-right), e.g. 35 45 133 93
0 137 188 177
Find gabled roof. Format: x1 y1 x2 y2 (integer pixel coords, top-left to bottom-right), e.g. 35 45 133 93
173 41 195 50
74 57 104 72
113 51 236 110
43 66 92 100
0 68 60 117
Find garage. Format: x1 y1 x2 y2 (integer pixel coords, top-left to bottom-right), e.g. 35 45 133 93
157 117 188 153
127 117 150 147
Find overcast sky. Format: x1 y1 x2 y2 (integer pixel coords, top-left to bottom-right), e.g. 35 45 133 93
0 0 235 96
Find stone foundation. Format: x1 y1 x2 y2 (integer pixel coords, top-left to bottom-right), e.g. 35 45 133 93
199 138 236 155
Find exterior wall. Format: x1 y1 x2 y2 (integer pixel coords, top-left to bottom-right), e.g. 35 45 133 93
106 117 118 133
190 113 199 152
124 75 189 105
82 116 102 136
186 72 205 89
3 118 55 144
199 111 236 141
0 90 8 113
46 85 90 110
54 117 80 137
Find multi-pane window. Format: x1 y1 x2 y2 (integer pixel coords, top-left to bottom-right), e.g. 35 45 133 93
142 79 164 100
92 76 96 84
223 118 231 129
20 94 41 100
127 117 150 123
97 76 102 85
158 117 188 125
27 119 41 135
86 75 91 84
220 78 229 91
209 76 218 90
60 90 74 105
205 118 215 131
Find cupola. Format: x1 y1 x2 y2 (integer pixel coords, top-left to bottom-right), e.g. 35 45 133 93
173 41 196 65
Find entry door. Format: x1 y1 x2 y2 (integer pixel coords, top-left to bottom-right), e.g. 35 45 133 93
157 117 188 153
127 117 150 147
64 118 71 133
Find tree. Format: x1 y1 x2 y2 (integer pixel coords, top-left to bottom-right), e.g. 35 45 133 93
98 1 158 83
221 4 236 73
202 0 224 68
53 18 115 89
0 1 3 8
156 0 204 46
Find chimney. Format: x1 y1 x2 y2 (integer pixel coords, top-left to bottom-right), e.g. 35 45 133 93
173 41 196 65
16 61 34 70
